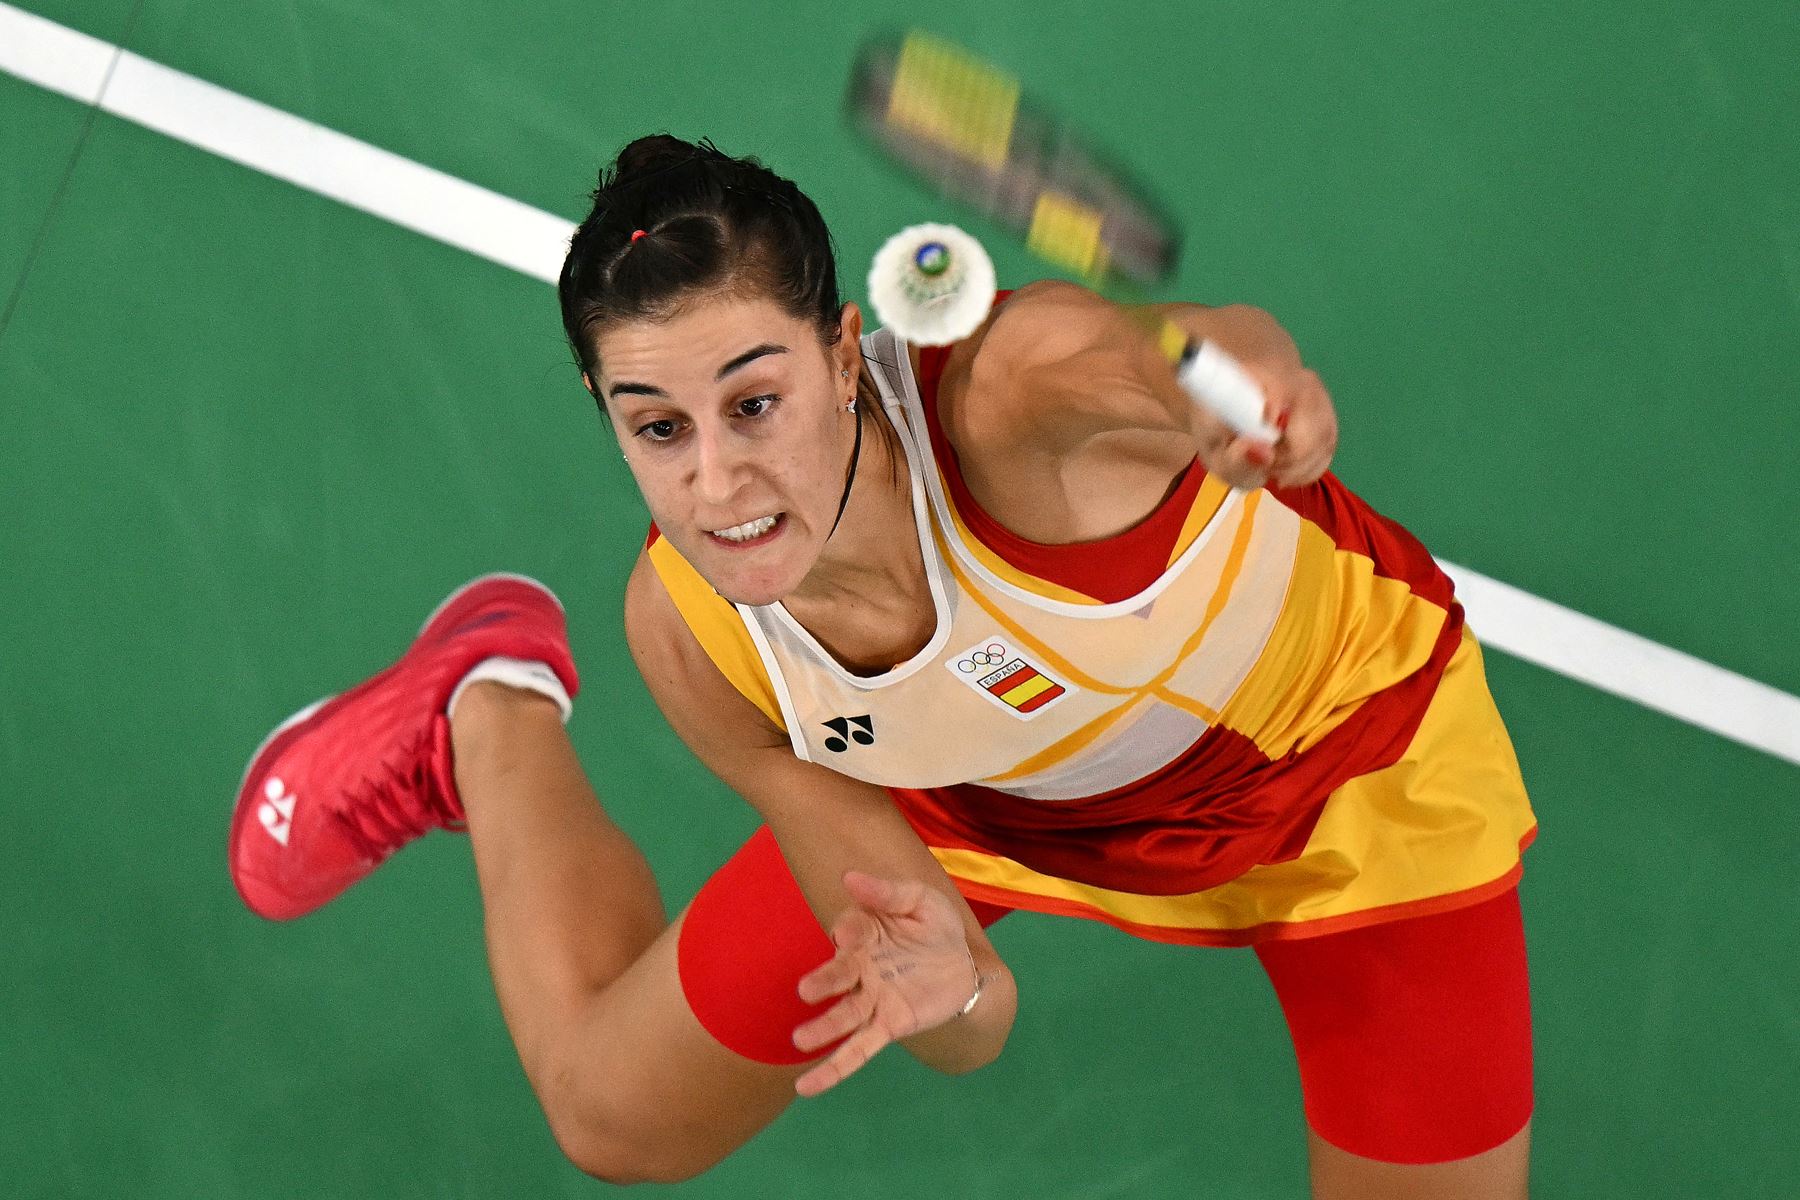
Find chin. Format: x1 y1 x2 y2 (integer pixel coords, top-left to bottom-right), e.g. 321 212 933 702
696 555 807 609
716 582 787 608
664 515 818 607
690 523 820 607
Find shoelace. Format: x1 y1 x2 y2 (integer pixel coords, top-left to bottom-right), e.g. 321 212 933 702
334 725 460 862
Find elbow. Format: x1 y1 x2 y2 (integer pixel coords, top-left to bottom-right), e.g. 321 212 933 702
935 972 1020 1076
934 1041 1004 1077
550 1129 663 1187
934 1024 1013 1076
553 1129 711 1188
549 1123 642 1186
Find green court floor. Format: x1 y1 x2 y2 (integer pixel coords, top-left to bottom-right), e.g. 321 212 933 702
3 2 1796 1196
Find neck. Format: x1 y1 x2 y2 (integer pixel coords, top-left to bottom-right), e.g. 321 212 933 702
787 399 922 610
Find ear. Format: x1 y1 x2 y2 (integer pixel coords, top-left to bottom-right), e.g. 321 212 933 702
836 302 864 375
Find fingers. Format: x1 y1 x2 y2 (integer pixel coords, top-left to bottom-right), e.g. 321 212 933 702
788 873 986 1097
794 1022 894 1098
791 988 872 1054
1269 371 1338 488
829 902 879 951
1212 435 1278 490
796 911 877 1004
796 950 860 1005
1196 364 1336 491
1186 371 1276 490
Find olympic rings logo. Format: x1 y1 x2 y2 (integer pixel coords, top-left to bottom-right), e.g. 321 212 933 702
955 643 1010 673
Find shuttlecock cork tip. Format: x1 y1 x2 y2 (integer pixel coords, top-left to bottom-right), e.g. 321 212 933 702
867 223 997 347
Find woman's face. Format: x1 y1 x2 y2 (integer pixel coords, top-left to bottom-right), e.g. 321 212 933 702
595 293 862 606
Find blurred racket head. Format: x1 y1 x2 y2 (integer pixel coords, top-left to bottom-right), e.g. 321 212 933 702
847 30 1181 290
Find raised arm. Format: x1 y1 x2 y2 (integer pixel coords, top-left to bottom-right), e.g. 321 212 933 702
623 554 1018 1096
963 279 1339 490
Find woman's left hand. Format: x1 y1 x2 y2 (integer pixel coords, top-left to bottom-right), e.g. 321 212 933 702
789 870 983 1097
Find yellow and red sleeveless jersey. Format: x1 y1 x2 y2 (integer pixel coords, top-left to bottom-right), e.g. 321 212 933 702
647 324 1535 945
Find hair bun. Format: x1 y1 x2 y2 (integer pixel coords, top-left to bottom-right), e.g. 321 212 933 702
560 133 842 388
612 133 707 183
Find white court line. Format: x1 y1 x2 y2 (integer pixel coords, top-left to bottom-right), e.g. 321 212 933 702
0 3 569 283
1444 566 1800 765
3 2 1796 767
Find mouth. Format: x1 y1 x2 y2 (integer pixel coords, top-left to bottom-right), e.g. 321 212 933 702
704 512 785 549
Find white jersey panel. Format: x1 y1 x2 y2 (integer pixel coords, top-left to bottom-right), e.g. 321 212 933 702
732 329 1297 796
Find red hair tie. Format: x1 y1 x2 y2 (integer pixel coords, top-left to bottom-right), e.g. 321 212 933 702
630 229 648 243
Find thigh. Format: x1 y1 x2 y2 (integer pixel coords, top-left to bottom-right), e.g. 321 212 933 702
604 826 1016 1178
1253 887 1534 1166
678 825 1012 1065
558 827 847 1179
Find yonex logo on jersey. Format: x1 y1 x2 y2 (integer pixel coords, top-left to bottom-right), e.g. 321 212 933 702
258 776 297 846
822 715 874 752
947 637 1070 719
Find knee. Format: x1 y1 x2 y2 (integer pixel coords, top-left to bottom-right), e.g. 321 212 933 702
545 1104 714 1186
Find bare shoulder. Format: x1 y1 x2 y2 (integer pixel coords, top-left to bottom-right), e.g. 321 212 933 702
621 549 682 675
621 550 709 724
939 281 1112 447
973 283 1257 383
622 549 787 757
967 280 1126 383
943 279 1185 461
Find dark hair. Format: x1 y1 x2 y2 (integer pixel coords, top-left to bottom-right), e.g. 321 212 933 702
558 135 844 397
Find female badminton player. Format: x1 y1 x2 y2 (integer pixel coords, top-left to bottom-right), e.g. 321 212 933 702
229 135 1537 1200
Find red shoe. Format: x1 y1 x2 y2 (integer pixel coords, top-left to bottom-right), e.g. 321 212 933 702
229 573 579 920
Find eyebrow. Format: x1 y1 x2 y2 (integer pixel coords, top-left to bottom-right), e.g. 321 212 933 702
607 342 789 401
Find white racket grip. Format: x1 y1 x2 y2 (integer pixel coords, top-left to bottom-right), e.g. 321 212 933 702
1176 339 1279 443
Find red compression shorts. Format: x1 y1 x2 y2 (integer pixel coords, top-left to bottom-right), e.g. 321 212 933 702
677 825 1532 1164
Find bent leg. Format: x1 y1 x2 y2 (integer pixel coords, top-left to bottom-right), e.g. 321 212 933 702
1255 888 1534 1200
449 682 814 1183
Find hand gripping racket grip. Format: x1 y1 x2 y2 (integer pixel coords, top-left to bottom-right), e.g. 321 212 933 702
1175 339 1279 443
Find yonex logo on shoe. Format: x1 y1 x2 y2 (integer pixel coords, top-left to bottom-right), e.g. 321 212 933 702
258 776 297 846
450 612 513 637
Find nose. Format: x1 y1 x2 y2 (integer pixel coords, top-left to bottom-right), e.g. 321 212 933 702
691 423 749 509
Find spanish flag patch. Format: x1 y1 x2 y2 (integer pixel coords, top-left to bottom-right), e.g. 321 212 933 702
946 637 1071 719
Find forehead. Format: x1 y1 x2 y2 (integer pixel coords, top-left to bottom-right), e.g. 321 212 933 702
596 294 820 389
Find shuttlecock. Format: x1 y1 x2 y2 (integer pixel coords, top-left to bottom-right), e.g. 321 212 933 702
866 222 997 346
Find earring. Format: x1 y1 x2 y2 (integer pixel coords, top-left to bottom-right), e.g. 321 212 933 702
845 397 857 414
841 369 850 378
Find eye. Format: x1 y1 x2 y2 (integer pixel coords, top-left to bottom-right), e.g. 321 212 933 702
736 394 779 418
635 418 680 442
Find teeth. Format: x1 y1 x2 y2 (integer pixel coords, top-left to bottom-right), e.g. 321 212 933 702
710 515 778 542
